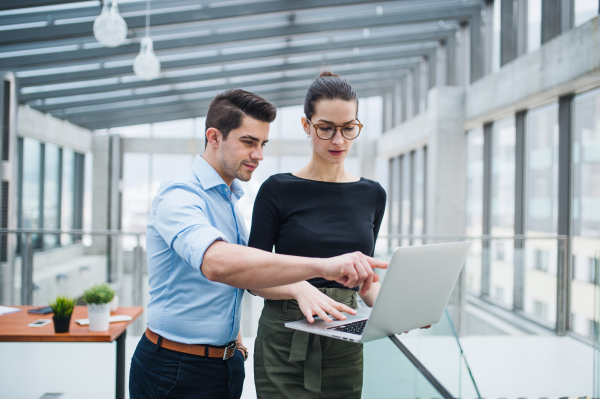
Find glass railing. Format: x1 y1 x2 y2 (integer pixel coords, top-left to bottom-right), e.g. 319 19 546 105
593 250 600 398
362 309 481 399
365 239 481 398
376 234 575 335
0 228 148 334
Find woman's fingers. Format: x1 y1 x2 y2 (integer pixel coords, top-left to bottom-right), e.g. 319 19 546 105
325 306 346 321
301 305 315 323
314 306 332 323
365 256 388 270
331 300 357 316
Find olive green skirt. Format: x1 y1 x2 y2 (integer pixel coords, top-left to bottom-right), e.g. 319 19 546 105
254 287 363 399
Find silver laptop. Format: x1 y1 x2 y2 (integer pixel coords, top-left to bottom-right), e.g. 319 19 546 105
285 241 471 343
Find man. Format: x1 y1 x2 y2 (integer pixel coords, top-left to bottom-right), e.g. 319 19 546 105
129 89 387 399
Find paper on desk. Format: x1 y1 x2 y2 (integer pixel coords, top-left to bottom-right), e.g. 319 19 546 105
0 306 21 315
75 315 132 326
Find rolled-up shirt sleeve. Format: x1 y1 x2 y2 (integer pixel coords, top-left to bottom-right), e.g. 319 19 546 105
154 183 229 273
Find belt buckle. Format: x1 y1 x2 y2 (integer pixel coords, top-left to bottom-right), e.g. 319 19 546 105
223 341 236 360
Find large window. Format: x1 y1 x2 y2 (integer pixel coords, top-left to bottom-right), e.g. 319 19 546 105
490 117 516 307
572 88 600 339
20 138 42 248
527 0 542 53
524 104 559 325
412 148 425 244
465 128 484 294
18 139 85 251
43 144 61 248
400 153 411 246
574 0 598 27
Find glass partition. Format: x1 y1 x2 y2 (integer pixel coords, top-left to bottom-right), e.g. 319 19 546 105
19 138 42 249
572 88 600 339
491 117 516 308
466 128 484 295
362 336 447 398
594 250 600 399
523 104 559 326
364 244 481 398
43 144 61 248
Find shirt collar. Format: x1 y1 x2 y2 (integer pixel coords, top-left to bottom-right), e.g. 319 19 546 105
192 155 245 201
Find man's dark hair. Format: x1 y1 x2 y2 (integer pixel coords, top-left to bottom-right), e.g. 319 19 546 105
205 89 277 147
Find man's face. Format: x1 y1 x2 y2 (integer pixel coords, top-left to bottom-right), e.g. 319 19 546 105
217 116 270 182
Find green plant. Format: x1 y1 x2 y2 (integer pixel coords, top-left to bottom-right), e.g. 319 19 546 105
83 283 115 305
48 295 76 319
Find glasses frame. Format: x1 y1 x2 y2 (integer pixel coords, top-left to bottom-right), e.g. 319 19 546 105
307 118 363 140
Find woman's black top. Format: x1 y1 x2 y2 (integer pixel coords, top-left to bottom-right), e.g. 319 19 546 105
248 173 387 290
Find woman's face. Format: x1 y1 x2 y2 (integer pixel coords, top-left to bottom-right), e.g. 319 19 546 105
302 99 358 165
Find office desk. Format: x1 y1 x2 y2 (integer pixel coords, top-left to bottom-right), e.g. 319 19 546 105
0 305 143 399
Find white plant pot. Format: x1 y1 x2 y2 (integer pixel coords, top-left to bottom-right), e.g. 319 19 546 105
87 303 111 331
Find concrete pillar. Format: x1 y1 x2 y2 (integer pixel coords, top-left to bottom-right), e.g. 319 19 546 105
108 134 123 284
425 86 466 237
405 69 414 120
436 41 447 87
516 0 528 57
0 72 18 305
91 135 110 255
419 60 429 113
481 0 494 76
424 86 467 334
500 0 517 66
393 81 403 127
358 140 377 180
383 90 393 132
470 2 484 82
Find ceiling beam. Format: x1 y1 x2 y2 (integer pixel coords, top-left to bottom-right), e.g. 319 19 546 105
0 4 480 69
32 51 424 110
17 28 452 87
38 68 407 112
0 0 398 46
65 85 389 129
0 0 86 11
20 48 430 101
52 74 406 119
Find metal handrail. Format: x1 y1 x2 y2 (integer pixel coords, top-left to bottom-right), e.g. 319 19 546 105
380 233 568 240
0 228 145 235
1 229 147 316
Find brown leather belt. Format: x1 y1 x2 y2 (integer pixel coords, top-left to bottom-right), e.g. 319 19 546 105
145 328 236 360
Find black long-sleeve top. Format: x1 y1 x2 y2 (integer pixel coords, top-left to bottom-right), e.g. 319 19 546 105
248 173 387 290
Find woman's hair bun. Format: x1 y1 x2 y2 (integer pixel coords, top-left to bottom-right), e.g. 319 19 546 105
319 70 340 78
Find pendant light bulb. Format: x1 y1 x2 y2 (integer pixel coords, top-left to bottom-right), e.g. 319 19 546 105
134 37 161 81
93 0 128 48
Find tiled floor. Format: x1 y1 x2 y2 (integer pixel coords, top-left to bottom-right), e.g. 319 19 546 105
0 333 592 398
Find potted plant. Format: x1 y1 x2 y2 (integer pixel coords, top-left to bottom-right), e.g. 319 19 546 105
48 295 76 333
83 283 115 332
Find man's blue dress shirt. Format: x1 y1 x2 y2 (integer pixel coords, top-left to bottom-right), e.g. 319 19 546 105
146 155 247 345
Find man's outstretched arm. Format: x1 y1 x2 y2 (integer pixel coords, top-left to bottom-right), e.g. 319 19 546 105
202 241 387 291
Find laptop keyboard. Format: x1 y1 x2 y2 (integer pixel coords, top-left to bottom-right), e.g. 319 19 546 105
327 319 367 335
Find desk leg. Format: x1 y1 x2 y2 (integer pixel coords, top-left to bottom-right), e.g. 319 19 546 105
116 330 127 399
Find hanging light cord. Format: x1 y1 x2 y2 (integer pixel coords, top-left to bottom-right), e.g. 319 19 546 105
145 0 150 38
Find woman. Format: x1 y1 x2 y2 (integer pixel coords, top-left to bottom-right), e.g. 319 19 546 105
248 71 385 398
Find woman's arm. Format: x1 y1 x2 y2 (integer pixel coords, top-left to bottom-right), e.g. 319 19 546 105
358 281 380 307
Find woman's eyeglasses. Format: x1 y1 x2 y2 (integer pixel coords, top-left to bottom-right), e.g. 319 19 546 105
307 118 363 140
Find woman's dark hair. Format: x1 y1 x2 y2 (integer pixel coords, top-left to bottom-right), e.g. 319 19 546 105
303 71 358 121
205 89 277 147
